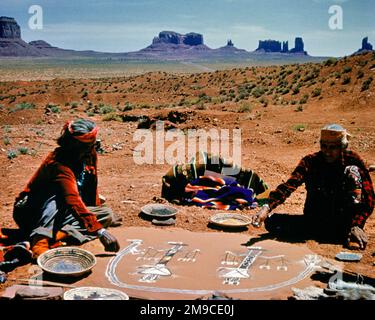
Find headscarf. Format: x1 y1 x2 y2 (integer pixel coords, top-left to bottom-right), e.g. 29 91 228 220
320 124 350 146
62 119 98 144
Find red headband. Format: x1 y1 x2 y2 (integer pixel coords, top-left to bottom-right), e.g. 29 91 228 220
63 121 98 144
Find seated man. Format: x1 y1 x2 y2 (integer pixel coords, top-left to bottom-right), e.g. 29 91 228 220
162 151 269 209
12 119 120 259
252 124 374 250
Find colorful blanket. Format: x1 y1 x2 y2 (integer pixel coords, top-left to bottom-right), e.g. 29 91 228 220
184 175 257 210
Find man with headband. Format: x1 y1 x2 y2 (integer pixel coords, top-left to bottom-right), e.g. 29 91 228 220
12 118 120 259
251 124 374 250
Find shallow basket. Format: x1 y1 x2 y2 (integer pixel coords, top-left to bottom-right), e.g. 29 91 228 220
64 287 129 300
37 247 96 277
209 213 252 228
141 203 178 218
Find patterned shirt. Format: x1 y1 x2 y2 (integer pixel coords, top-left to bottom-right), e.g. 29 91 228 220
267 150 374 228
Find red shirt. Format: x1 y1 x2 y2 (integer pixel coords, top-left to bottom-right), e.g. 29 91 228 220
16 147 102 233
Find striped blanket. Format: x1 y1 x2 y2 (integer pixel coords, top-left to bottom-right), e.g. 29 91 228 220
184 174 257 210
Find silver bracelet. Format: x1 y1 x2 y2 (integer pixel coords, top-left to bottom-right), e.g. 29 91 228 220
97 228 106 237
262 204 273 218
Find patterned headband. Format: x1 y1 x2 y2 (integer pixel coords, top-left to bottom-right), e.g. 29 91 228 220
63 121 98 144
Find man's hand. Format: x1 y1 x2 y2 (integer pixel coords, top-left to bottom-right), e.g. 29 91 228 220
98 229 120 252
347 226 368 250
251 205 271 228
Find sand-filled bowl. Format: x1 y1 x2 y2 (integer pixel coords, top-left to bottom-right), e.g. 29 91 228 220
209 213 252 228
141 203 178 218
37 247 96 277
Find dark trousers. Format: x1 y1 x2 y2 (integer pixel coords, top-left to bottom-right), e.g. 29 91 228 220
264 213 350 244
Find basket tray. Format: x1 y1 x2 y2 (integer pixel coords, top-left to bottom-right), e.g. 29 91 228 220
335 252 362 262
37 247 96 277
209 213 251 228
141 204 178 218
64 287 129 300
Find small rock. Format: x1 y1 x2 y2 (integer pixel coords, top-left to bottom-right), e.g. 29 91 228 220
48 119 55 124
369 165 375 172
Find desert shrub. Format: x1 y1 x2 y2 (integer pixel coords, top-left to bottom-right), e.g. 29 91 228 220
361 77 373 91
238 102 253 113
323 58 338 66
18 147 29 155
102 113 122 122
99 104 114 114
7 150 18 159
198 92 211 103
341 76 351 85
122 102 134 111
46 104 61 113
196 102 207 110
357 70 364 79
70 102 79 108
295 105 304 112
300 94 309 104
81 90 88 98
3 136 11 145
342 66 352 74
333 72 341 79
292 86 300 95
252 87 265 98
281 88 290 95
311 88 322 97
11 102 35 112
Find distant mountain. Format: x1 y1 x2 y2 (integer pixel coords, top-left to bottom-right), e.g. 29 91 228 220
0 16 45 56
0 16 327 63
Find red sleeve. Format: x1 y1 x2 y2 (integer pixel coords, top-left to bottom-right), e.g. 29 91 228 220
53 163 103 233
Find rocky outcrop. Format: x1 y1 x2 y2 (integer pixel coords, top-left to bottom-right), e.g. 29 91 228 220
290 37 306 54
0 17 45 56
256 40 282 53
255 37 307 55
356 37 373 53
152 31 204 46
214 40 248 57
183 33 203 46
0 17 21 39
282 41 289 53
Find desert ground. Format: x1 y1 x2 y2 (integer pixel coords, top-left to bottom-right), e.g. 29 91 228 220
0 52 374 298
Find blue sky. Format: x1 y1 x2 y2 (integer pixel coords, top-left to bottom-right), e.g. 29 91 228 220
1 0 374 56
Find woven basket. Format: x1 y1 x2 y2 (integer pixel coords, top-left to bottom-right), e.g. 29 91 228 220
209 213 251 228
141 203 178 218
37 247 96 277
64 287 129 300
